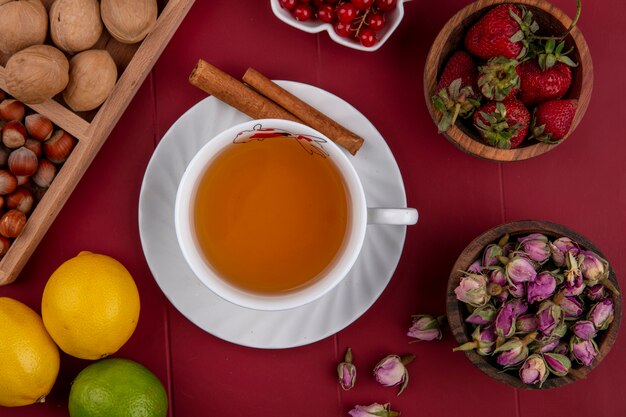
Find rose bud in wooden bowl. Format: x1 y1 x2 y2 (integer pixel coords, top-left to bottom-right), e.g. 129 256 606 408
446 220 621 389
424 0 592 162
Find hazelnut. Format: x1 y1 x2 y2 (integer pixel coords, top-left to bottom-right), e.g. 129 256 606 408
63 50 118 112
0 209 27 238
5 45 70 105
16 175 30 187
32 159 57 189
50 0 103 54
0 170 18 195
25 114 53 141
0 235 10 256
5 187 34 214
2 121 27 149
0 99 26 122
0 0 48 56
101 0 157 44
24 139 43 158
44 130 76 163
8 147 38 177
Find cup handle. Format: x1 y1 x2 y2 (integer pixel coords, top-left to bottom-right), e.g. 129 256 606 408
367 208 418 225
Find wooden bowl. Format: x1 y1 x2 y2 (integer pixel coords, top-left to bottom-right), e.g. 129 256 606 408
424 0 593 162
446 220 621 389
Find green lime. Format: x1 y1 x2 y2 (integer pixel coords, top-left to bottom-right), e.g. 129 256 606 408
69 358 167 417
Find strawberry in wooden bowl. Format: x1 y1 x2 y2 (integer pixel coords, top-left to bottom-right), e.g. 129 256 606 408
424 0 592 162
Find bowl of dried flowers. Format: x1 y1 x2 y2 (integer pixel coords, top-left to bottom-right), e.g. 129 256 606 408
424 0 592 161
446 220 621 389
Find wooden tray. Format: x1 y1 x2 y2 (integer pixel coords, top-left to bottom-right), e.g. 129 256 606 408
0 0 195 284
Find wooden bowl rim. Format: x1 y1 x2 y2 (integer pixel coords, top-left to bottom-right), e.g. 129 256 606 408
424 0 594 162
446 220 622 389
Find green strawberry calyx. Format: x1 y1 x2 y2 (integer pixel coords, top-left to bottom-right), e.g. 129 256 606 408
536 39 578 70
432 78 481 132
475 102 523 149
478 57 520 101
508 6 540 60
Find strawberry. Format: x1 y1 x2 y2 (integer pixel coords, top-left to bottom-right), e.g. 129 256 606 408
432 51 481 132
529 99 577 143
464 4 538 60
517 60 572 106
473 99 530 149
477 57 520 101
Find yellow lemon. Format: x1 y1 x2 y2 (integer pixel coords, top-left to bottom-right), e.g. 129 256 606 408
42 251 140 360
0 297 60 407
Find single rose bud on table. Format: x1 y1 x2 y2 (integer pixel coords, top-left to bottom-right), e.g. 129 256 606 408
337 348 356 391
373 354 414 396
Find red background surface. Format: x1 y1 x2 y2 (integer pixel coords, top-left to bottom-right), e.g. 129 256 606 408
2 1 625 416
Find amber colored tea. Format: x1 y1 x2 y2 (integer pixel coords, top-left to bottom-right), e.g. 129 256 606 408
193 135 349 294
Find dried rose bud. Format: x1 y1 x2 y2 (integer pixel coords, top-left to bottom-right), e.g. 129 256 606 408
495 332 536 367
337 348 356 391
518 233 551 264
465 304 497 326
453 326 498 356
544 352 571 376
552 321 568 339
552 341 569 356
549 237 579 267
455 273 490 307
579 250 609 286
408 314 444 341
490 267 507 286
373 354 414 396
510 298 529 316
570 336 598 366
560 296 584 319
482 243 503 267
519 354 548 386
506 256 537 284
467 259 482 274
507 281 527 299
563 252 586 296
516 314 538 334
585 284 607 301
572 320 597 341
536 300 563 337
349 403 400 417
531 336 560 354
588 298 614 330
495 302 517 339
527 272 557 304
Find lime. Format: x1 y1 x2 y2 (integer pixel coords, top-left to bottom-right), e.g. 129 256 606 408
69 358 167 417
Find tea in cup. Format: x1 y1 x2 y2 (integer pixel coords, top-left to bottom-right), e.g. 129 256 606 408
175 119 417 310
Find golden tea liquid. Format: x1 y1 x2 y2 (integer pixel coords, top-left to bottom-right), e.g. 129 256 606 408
193 135 349 294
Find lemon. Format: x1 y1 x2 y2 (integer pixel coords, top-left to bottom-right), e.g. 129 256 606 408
0 297 60 407
69 358 168 417
41 251 140 360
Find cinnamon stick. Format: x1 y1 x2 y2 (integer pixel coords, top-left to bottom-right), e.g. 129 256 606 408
189 60 301 123
243 67 364 155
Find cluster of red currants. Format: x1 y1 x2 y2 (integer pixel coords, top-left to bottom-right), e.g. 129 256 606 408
278 0 398 47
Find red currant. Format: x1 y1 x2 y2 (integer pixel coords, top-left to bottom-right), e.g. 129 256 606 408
317 4 335 23
366 13 385 31
333 21 352 37
375 0 397 11
358 27 377 47
336 3 357 23
293 4 313 21
352 0 374 10
279 0 297 11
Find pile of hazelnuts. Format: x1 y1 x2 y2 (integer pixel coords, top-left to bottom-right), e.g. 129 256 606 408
0 91 76 257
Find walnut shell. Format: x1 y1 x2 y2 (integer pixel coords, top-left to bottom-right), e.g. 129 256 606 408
49 0 103 54
5 45 69 105
0 0 48 55
100 0 157 44
63 50 118 112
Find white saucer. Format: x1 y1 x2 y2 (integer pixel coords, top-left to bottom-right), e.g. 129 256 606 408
138 81 409 349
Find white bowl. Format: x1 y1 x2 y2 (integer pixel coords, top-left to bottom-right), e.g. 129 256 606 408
270 0 411 52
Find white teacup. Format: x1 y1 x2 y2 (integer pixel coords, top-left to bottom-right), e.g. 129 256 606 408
175 119 417 311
